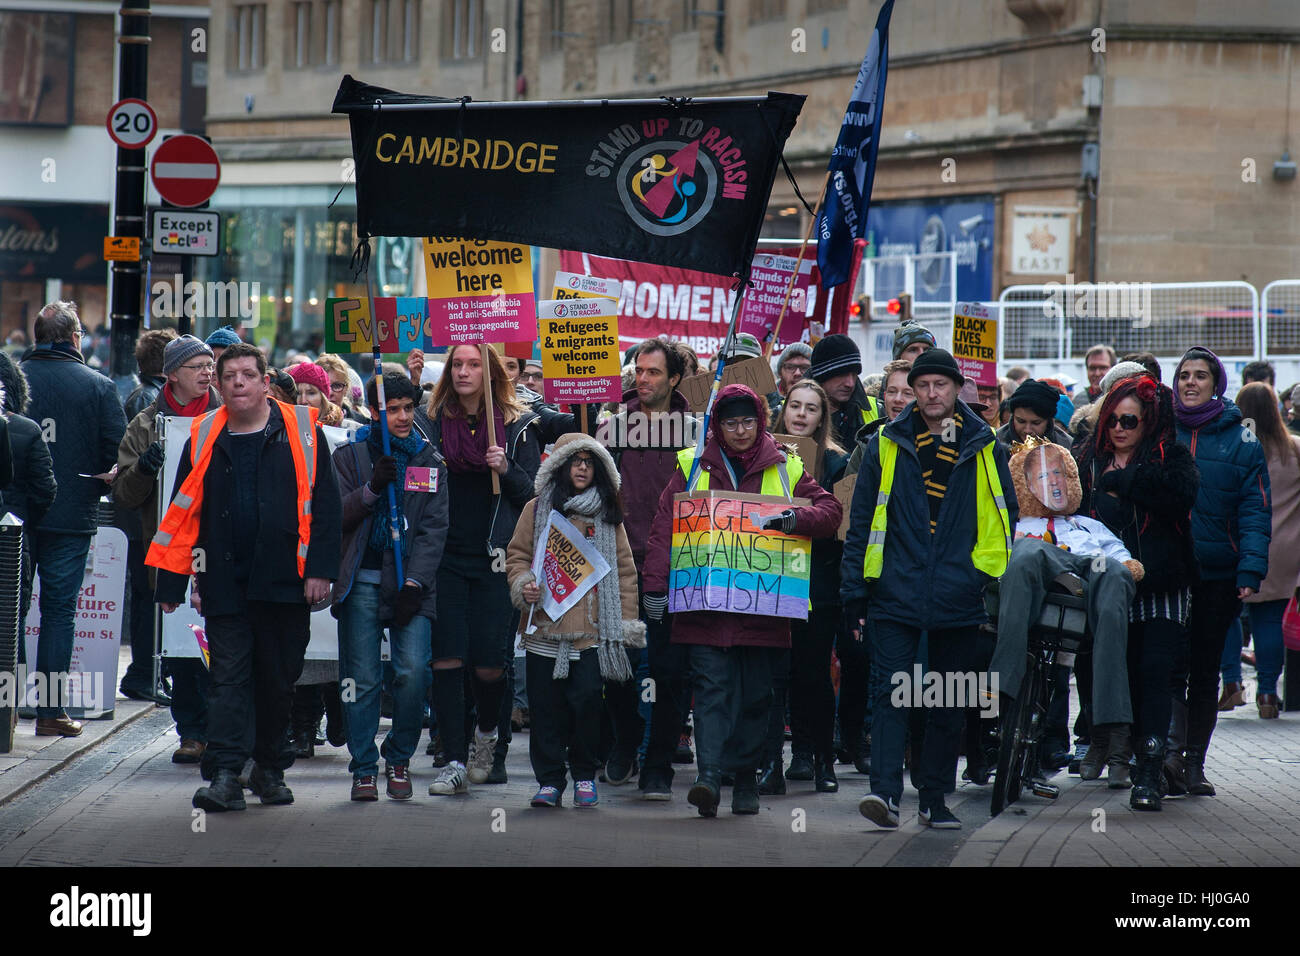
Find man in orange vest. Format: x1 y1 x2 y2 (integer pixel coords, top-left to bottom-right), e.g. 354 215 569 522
149 342 341 813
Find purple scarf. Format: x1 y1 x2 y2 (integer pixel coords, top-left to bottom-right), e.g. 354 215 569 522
440 406 507 474
1173 346 1226 429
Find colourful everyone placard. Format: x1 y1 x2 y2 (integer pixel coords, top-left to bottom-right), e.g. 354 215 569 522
668 491 811 620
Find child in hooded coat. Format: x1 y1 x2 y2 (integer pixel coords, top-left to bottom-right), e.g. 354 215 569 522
506 432 645 808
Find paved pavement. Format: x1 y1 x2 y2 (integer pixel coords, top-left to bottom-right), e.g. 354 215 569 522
0 664 1296 867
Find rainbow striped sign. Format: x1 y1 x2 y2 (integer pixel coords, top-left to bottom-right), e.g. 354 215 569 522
325 296 431 354
668 492 810 620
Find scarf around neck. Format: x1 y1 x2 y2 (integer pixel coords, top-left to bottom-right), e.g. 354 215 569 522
162 382 210 417
440 405 507 474
1173 347 1226 429
531 478 631 682
365 424 426 555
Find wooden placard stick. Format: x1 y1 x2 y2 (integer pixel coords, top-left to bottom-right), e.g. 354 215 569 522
480 343 501 495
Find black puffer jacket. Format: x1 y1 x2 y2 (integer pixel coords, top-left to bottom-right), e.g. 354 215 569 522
0 352 56 530
22 346 126 534
1075 436 1200 597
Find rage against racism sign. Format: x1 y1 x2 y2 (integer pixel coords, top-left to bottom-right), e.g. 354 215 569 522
669 491 811 620
332 76 804 279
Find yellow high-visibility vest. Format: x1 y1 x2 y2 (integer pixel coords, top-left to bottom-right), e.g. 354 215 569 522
676 447 804 500
862 433 1011 579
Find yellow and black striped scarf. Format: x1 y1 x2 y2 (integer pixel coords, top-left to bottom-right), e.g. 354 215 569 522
912 408 963 534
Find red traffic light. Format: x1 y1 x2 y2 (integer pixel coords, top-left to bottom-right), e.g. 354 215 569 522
887 297 902 315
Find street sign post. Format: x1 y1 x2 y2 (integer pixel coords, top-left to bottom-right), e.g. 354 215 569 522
151 209 220 257
150 134 221 208
106 98 157 150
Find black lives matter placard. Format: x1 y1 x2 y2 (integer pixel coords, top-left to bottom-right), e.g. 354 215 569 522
332 76 804 280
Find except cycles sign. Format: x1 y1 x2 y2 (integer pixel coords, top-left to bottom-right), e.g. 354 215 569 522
151 209 220 256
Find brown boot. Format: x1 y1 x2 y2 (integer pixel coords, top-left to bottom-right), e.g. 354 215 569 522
1079 724 1110 781
36 715 83 737
1216 682 1244 711
1258 694 1281 719
172 739 207 764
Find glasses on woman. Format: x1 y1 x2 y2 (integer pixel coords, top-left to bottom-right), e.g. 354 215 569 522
721 417 758 432
571 455 595 468
1107 413 1141 431
329 381 347 394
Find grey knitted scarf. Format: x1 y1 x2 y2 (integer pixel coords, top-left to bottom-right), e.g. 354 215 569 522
531 484 632 682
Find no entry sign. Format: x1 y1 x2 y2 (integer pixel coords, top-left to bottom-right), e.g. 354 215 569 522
150 135 221 208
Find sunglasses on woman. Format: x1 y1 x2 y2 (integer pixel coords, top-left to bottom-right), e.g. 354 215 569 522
1107 413 1141 431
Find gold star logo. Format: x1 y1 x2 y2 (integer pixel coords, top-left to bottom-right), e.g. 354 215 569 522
1027 224 1056 253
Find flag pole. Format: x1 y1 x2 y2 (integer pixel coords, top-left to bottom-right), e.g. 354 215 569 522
364 244 405 584
480 344 502 495
765 173 829 360
685 276 749 491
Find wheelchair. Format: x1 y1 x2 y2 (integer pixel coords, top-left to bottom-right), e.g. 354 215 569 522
983 571 1093 817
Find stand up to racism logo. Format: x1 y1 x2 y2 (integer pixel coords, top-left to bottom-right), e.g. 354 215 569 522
588 117 753 237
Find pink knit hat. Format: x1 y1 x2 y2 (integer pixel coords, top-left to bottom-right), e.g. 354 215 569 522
287 362 330 395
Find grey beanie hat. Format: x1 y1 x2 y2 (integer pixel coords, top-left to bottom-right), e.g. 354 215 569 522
1098 360 1146 396
776 341 813 372
162 334 214 376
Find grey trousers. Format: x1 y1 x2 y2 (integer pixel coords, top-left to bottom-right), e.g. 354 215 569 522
989 538 1135 725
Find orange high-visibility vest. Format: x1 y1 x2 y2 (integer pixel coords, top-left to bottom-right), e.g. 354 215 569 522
146 400 319 578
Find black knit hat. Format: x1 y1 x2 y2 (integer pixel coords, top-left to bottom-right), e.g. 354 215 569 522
906 348 964 387
809 333 862 383
1006 379 1059 420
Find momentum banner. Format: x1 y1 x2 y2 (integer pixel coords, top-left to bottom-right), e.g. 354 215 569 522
332 76 805 280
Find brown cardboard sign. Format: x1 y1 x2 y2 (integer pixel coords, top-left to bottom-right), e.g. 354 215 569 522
678 356 779 413
834 472 858 540
771 433 820 479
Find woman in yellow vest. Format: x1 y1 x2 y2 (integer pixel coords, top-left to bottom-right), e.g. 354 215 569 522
641 384 842 818
840 348 1016 831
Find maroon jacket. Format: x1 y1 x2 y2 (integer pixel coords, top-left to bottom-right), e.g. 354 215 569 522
599 387 698 569
642 385 842 648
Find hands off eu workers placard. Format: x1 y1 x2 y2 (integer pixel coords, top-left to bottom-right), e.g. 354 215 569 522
669 491 810 620
538 298 622 404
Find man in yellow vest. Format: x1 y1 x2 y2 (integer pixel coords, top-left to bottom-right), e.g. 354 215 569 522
840 348 1016 831
148 343 342 813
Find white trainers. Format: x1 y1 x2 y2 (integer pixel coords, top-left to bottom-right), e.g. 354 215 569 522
467 731 499 784
428 761 468 795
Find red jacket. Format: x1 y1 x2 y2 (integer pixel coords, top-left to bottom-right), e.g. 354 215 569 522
642 385 842 648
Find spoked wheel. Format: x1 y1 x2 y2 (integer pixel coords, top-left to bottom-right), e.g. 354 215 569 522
991 654 1036 817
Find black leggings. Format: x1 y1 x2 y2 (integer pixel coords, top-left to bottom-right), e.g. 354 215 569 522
789 607 837 759
1128 617 1183 745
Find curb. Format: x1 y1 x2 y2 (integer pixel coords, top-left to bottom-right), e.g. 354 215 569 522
0 699 163 808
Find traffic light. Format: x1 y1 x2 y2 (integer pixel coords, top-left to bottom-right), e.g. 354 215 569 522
851 294 871 322
886 292 913 322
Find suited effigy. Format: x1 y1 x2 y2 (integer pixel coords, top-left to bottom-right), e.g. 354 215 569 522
988 437 1143 730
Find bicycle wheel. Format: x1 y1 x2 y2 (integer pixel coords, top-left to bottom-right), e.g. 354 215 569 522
991 653 1036 817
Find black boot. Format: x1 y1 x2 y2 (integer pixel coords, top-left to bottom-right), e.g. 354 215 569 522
757 760 786 795
323 682 346 747
1129 736 1163 811
193 768 247 812
248 764 294 805
1163 702 1188 796
814 755 839 793
1106 727 1133 790
1184 749 1216 796
688 769 721 818
731 769 760 815
785 751 814 780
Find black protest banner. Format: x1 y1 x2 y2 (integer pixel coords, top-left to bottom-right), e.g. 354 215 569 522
332 76 805 281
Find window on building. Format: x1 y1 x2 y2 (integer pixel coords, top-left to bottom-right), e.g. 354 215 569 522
323 0 340 66
673 0 694 31
234 3 266 72
292 2 311 68
603 0 633 43
442 0 483 59
547 0 565 53
750 0 785 23
367 0 419 63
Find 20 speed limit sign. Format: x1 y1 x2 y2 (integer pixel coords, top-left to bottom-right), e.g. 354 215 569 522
106 98 158 150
